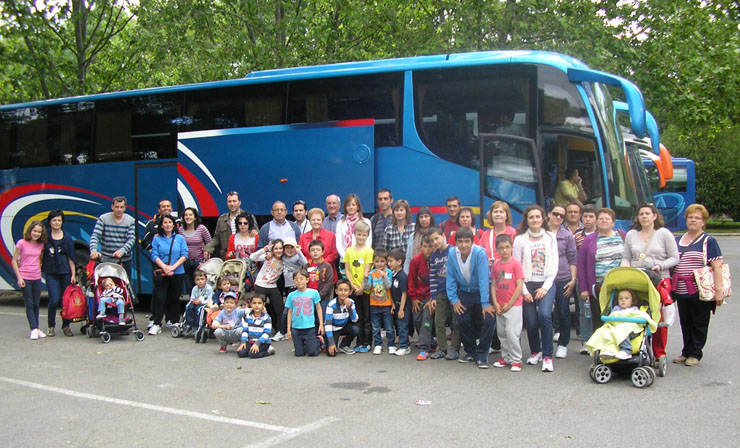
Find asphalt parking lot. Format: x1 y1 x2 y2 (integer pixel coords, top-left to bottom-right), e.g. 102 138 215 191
1 237 739 447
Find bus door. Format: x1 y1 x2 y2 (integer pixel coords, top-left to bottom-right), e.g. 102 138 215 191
478 134 543 221
177 121 375 221
540 133 601 210
134 161 177 294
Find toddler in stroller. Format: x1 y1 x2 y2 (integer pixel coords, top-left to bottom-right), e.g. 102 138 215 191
182 269 214 336
96 277 125 325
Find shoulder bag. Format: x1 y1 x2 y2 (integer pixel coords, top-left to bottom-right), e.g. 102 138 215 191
693 235 732 301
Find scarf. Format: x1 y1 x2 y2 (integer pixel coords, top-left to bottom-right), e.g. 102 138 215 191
344 214 360 249
527 228 544 238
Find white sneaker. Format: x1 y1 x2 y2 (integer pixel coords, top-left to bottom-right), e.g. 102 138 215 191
388 346 397 355
579 346 589 355
147 320 154 329
555 345 568 359
616 350 632 360
37 329 47 338
553 332 560 343
272 332 285 342
526 352 542 365
542 357 554 372
30 329 39 340
267 346 276 355
373 346 382 355
395 347 410 356
148 324 161 335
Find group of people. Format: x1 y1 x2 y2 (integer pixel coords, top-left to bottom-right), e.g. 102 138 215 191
13 189 726 371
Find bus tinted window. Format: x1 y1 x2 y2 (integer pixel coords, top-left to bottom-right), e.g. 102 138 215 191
2 108 50 167
538 65 591 131
287 73 402 146
413 65 534 168
185 83 286 131
665 166 688 192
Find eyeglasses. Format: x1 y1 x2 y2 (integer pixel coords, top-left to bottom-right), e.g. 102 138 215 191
551 212 565 219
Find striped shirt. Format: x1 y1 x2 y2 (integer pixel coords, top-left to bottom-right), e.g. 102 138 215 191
89 212 136 262
594 234 624 282
324 298 358 344
673 234 723 295
179 225 212 261
240 311 272 345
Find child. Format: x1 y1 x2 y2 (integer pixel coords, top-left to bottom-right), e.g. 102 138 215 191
96 277 126 324
344 220 374 353
408 237 433 359
237 294 275 358
388 248 409 356
364 249 394 355
12 221 47 339
212 292 247 353
185 270 213 335
325 279 359 356
307 240 335 308
250 240 285 340
286 269 324 357
586 289 658 361
282 237 308 295
428 226 461 360
490 235 525 372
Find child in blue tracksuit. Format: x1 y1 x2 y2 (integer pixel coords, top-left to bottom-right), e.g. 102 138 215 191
185 270 213 334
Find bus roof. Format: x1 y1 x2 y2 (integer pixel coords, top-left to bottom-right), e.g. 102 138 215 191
1 50 589 111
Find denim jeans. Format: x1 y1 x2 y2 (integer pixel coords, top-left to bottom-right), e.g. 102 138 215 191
455 289 496 362
522 281 556 357
412 299 434 351
553 280 572 347
45 273 72 328
98 297 125 315
291 327 319 356
370 306 395 348
22 279 42 330
237 341 271 358
393 300 411 349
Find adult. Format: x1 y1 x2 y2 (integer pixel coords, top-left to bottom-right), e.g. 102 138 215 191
573 205 597 249
13 221 47 339
621 203 679 362
404 206 436 273
149 215 188 335
577 208 625 340
383 199 415 252
335 194 372 263
671 204 725 366
439 196 461 239
513 205 559 372
226 212 260 276
564 203 583 236
447 207 482 246
292 200 310 234
299 208 339 281
370 189 393 250
178 207 212 293
480 201 517 265
204 191 253 259
554 167 588 208
89 196 136 277
563 202 584 342
141 199 176 252
546 205 577 359
42 210 77 337
322 194 344 234
446 227 496 368
257 201 301 249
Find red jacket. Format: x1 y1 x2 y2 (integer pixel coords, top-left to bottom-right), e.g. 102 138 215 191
408 252 431 302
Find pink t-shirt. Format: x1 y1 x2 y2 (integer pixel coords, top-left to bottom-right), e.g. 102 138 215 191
16 239 43 281
491 258 524 307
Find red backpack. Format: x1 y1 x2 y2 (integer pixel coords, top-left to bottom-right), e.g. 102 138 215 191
60 284 87 321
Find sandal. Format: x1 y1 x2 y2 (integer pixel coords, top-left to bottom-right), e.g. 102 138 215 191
62 327 74 337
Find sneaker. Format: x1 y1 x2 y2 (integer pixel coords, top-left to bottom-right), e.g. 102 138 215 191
219 346 227 353
542 357 554 372
445 350 460 361
579 346 589 355
165 321 174 328
62 327 73 337
458 354 475 363
428 350 445 359
616 350 632 360
147 320 154 329
526 352 542 365
673 355 688 364
47 328 55 337
416 351 428 361
685 357 700 366
373 346 382 355
553 332 560 343
119 320 126 326
388 346 397 355
476 359 490 369
96 313 106 320
493 358 509 368
148 324 161 335
510 362 522 372
355 345 370 353
267 345 276 355
555 345 568 359
339 346 356 355
30 329 39 340
395 347 410 356
37 329 46 338
272 332 286 342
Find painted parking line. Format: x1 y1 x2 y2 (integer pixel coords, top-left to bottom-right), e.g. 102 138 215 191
0 375 337 443
0 311 47 317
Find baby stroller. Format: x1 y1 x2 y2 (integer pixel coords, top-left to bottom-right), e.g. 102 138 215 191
193 258 249 343
170 257 223 338
81 262 145 343
587 267 664 388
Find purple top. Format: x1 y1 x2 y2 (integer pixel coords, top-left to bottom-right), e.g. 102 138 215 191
554 226 577 282
577 229 626 295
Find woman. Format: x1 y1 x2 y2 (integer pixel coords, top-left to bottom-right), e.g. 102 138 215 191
383 199 415 252
671 204 724 366
13 221 47 339
335 194 372 263
513 205 559 372
404 206 436 273
621 203 679 362
480 201 517 264
546 205 577 359
299 208 339 281
179 207 212 294
226 212 260 277
42 210 77 337
448 207 483 246
150 214 188 335
577 208 625 341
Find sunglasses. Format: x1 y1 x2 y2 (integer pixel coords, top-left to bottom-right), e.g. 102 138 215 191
237 221 249 225
551 212 565 219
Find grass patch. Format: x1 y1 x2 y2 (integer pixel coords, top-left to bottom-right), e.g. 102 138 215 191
707 219 740 230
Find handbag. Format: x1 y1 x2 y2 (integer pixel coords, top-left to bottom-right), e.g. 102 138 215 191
153 235 176 280
692 235 732 301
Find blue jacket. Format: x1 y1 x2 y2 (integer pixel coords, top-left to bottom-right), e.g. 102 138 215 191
446 245 490 307
151 234 188 275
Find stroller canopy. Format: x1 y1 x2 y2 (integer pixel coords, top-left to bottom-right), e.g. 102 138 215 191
598 267 662 324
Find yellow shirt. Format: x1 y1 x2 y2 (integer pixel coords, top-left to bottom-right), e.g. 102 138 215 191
554 179 581 206
345 245 374 292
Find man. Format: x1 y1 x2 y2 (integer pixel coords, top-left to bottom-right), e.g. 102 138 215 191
141 199 176 252
564 203 583 236
258 201 301 249
89 196 136 277
554 167 588 207
322 194 343 233
370 189 393 250
573 205 597 249
204 191 250 259
292 200 310 234
446 227 496 369
439 196 461 239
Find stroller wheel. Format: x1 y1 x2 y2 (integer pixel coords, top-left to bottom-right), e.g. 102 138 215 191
591 364 612 384
645 366 656 385
101 332 112 344
194 328 202 343
80 325 88 335
134 330 145 342
171 326 182 338
657 355 667 377
631 367 652 388
87 325 96 338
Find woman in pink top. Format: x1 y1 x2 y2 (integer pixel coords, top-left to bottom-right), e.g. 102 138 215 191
12 221 47 340
481 201 518 266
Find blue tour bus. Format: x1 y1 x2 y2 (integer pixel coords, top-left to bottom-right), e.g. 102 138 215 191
1 51 653 294
643 156 696 231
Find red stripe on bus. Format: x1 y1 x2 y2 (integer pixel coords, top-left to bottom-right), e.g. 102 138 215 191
410 206 448 214
177 164 219 217
333 119 374 127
